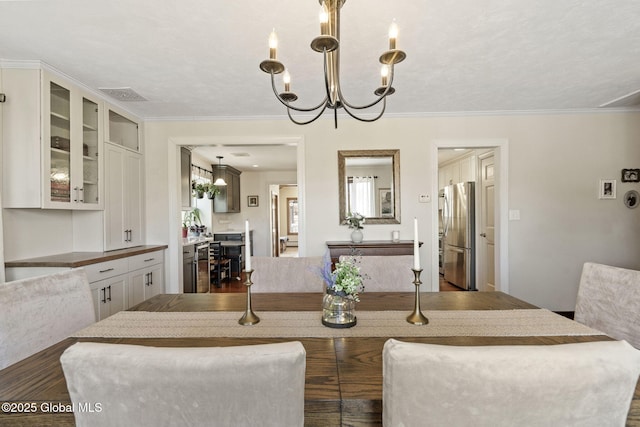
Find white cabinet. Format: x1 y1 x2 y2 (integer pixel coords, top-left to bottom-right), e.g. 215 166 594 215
128 251 164 307
104 142 144 251
90 275 127 321
2 68 103 209
458 155 477 184
105 104 140 152
439 153 477 190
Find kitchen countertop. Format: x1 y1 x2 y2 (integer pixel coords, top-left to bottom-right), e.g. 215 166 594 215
181 236 213 247
4 245 168 268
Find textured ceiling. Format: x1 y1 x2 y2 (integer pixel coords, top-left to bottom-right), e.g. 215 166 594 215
1 0 639 121
1 1 639 169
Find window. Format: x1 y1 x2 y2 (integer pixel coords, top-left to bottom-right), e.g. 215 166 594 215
287 198 299 235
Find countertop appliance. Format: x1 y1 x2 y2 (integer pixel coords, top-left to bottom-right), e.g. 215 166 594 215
183 243 210 293
442 182 476 290
195 243 210 293
183 244 195 293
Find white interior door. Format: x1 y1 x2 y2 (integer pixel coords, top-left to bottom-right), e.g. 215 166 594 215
478 153 495 291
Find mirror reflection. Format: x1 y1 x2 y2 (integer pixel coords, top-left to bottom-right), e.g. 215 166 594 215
338 149 400 224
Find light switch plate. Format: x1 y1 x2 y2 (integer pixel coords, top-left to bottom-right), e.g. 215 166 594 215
418 194 431 203
509 209 521 220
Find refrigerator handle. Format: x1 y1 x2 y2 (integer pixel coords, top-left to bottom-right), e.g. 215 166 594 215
443 193 451 237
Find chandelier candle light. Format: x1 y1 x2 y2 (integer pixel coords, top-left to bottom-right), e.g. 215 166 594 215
259 0 407 128
407 217 428 325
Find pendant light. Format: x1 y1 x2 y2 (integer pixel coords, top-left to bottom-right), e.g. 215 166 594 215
213 156 227 186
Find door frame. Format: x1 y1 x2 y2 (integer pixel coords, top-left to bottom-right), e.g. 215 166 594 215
430 139 509 294
165 135 306 294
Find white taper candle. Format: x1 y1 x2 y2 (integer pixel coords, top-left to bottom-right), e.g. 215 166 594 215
245 220 252 271
413 217 420 270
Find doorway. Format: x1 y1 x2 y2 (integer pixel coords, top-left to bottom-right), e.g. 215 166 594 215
165 136 306 294
270 184 298 257
431 139 509 294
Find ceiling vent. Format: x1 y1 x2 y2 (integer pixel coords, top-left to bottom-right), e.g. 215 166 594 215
98 87 147 102
599 89 640 108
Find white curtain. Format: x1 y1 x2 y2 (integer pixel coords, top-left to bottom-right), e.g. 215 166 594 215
348 176 375 217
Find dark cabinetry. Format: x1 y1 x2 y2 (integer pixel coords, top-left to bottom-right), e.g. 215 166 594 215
212 164 241 213
180 147 192 209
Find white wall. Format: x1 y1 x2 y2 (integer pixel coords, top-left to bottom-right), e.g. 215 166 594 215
143 112 640 311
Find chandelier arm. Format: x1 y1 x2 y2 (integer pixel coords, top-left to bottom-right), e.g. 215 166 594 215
337 66 396 110
286 103 330 125
341 97 388 123
269 72 329 113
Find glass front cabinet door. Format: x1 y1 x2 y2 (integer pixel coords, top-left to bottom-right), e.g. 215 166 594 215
43 73 103 209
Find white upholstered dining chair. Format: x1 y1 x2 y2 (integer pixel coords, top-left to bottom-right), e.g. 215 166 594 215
574 262 640 349
338 255 415 292
0 268 95 370
383 338 640 427
61 341 306 427
251 256 325 292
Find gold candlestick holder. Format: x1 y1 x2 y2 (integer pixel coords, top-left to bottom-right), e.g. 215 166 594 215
406 268 429 325
239 269 260 325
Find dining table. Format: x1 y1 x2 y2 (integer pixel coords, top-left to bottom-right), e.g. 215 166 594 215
0 291 638 426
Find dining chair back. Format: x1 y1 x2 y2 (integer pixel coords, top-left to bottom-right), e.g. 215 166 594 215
575 262 640 349
251 256 325 292
209 241 230 287
0 269 95 370
61 341 306 427
383 338 640 427
338 255 416 292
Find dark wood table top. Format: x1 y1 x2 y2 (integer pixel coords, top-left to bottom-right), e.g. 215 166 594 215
1 292 638 427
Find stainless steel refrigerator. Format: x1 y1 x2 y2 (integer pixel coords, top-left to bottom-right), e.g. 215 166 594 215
442 182 476 290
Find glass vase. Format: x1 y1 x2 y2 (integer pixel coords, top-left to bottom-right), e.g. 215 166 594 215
322 291 357 328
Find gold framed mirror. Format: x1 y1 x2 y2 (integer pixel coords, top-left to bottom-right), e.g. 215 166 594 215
338 149 400 225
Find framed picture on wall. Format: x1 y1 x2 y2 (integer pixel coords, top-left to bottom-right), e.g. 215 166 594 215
247 195 259 207
621 169 640 182
379 188 393 216
598 179 616 199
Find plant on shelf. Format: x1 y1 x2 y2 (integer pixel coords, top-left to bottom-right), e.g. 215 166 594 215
344 212 365 230
205 182 220 199
344 212 365 243
182 208 205 236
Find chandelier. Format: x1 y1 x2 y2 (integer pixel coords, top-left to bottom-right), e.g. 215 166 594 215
259 0 406 128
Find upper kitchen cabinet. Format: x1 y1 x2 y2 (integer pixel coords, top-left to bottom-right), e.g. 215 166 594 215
2 68 104 209
181 147 192 209
212 164 241 213
105 104 140 152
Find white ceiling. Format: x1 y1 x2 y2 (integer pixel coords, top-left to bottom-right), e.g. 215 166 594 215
2 0 639 169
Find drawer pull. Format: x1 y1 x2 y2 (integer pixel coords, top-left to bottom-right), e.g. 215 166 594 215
144 258 155 262
99 268 115 273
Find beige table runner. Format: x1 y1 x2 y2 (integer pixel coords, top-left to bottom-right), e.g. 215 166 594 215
73 309 604 339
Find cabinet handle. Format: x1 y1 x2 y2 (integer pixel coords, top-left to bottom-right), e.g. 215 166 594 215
101 287 107 304
107 285 112 302
79 187 84 203
149 272 153 286
99 268 115 273
73 186 79 202
144 258 155 262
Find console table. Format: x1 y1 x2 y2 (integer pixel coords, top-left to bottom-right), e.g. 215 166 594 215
326 240 423 263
